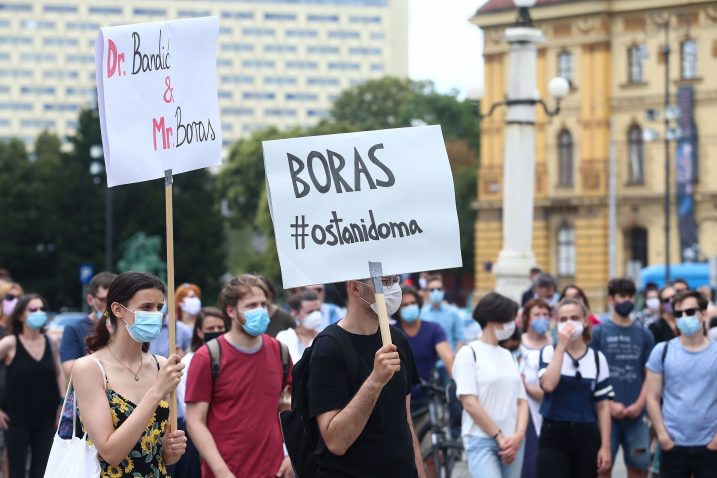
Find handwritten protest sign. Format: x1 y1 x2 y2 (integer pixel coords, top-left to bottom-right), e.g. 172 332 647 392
95 17 222 187
263 125 462 289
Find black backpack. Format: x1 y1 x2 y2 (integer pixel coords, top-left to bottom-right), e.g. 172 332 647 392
279 324 359 478
205 336 290 389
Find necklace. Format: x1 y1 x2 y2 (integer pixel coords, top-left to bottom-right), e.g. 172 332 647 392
107 346 143 381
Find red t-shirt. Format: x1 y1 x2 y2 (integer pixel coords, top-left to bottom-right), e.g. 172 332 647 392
185 335 292 478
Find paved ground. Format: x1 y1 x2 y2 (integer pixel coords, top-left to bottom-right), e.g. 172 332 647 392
452 449 628 477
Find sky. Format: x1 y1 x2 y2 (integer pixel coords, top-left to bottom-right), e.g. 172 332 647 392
408 0 489 98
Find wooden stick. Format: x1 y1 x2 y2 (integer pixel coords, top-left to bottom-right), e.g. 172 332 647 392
368 261 392 346
165 170 177 431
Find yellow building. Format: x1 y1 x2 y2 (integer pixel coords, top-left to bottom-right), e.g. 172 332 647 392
472 0 717 310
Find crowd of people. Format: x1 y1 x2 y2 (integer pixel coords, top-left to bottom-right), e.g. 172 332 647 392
0 266 715 478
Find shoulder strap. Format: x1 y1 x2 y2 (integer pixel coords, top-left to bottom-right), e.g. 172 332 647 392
661 340 669 372
278 341 290 388
152 354 160 371
88 357 108 390
594 348 600 378
206 338 222 383
468 342 477 362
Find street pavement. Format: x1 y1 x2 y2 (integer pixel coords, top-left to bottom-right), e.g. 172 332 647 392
451 449 628 477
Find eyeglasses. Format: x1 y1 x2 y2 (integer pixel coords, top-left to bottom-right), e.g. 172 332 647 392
572 359 582 380
428 287 443 293
674 308 700 318
94 296 108 304
360 275 400 288
28 306 46 313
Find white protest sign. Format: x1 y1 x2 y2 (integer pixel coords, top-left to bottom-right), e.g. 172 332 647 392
263 125 462 289
95 17 222 187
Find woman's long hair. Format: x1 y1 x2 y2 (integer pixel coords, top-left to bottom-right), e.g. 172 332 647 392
86 271 166 353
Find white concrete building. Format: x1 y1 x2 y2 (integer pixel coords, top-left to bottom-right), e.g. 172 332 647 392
0 0 408 148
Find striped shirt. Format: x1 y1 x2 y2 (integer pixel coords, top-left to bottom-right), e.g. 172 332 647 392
538 345 614 423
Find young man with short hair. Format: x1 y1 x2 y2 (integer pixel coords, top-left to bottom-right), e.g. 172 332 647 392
646 290 717 477
309 276 425 477
59 271 116 376
591 278 654 478
185 274 293 478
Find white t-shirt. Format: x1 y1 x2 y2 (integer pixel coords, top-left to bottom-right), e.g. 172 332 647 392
177 351 194 419
276 328 312 364
453 340 528 438
519 344 543 435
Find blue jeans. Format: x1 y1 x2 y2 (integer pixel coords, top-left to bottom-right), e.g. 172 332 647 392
611 416 650 470
465 435 525 478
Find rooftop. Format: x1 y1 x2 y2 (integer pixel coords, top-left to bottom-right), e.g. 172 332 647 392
476 0 580 15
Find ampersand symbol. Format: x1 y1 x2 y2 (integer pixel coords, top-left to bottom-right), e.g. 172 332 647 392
163 76 174 103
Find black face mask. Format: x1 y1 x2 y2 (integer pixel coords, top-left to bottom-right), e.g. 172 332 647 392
203 331 224 343
614 301 635 317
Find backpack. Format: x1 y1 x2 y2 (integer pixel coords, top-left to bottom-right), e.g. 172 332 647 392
205 336 291 390
281 324 410 478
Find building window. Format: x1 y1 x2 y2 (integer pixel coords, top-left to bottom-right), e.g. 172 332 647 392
628 45 645 83
557 50 572 84
558 129 574 187
557 224 576 277
625 227 648 269
681 39 697 79
628 124 644 184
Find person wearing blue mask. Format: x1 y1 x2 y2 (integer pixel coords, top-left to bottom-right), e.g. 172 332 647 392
420 275 464 376
73 271 187 478
394 285 453 405
646 290 717 478
519 299 554 478
185 274 294 478
60 272 117 377
0 293 63 478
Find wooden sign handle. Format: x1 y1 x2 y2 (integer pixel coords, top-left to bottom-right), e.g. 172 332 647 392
374 293 393 346
165 170 177 431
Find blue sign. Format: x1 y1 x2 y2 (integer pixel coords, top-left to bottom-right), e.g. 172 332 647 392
79 264 94 285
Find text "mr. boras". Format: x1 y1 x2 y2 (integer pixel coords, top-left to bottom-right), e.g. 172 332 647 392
288 143 396 199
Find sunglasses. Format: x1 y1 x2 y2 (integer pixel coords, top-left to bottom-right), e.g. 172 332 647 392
572 359 582 380
4 294 17 301
28 306 46 313
661 297 674 303
674 308 700 318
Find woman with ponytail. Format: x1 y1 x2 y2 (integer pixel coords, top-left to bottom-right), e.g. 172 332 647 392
73 271 186 478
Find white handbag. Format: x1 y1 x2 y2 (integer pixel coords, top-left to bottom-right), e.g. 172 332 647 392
43 377 102 478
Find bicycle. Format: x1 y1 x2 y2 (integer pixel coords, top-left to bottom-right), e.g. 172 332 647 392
411 380 464 478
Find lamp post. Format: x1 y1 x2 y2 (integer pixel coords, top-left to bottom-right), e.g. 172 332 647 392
90 145 113 272
645 12 688 285
471 0 568 302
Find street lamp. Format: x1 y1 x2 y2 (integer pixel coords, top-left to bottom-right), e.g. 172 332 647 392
470 0 566 301
645 12 689 284
90 145 113 272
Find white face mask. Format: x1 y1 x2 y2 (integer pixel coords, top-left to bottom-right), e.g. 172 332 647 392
302 310 323 331
361 282 403 316
180 296 202 316
558 321 584 341
645 297 661 311
494 321 516 341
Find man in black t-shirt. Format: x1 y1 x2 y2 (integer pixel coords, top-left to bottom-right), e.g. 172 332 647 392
309 276 425 478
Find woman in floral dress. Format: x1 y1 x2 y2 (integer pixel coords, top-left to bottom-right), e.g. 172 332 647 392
74 272 186 477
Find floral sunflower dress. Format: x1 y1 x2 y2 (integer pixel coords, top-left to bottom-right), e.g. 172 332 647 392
85 356 170 478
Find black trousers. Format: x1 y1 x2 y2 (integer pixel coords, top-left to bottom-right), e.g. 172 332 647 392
6 424 54 478
537 419 600 478
660 445 717 478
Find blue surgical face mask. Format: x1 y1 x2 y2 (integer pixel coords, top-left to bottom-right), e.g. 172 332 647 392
400 304 420 323
119 304 164 343
161 302 167 315
531 317 550 336
241 307 270 336
677 315 702 337
27 311 48 329
428 289 444 305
